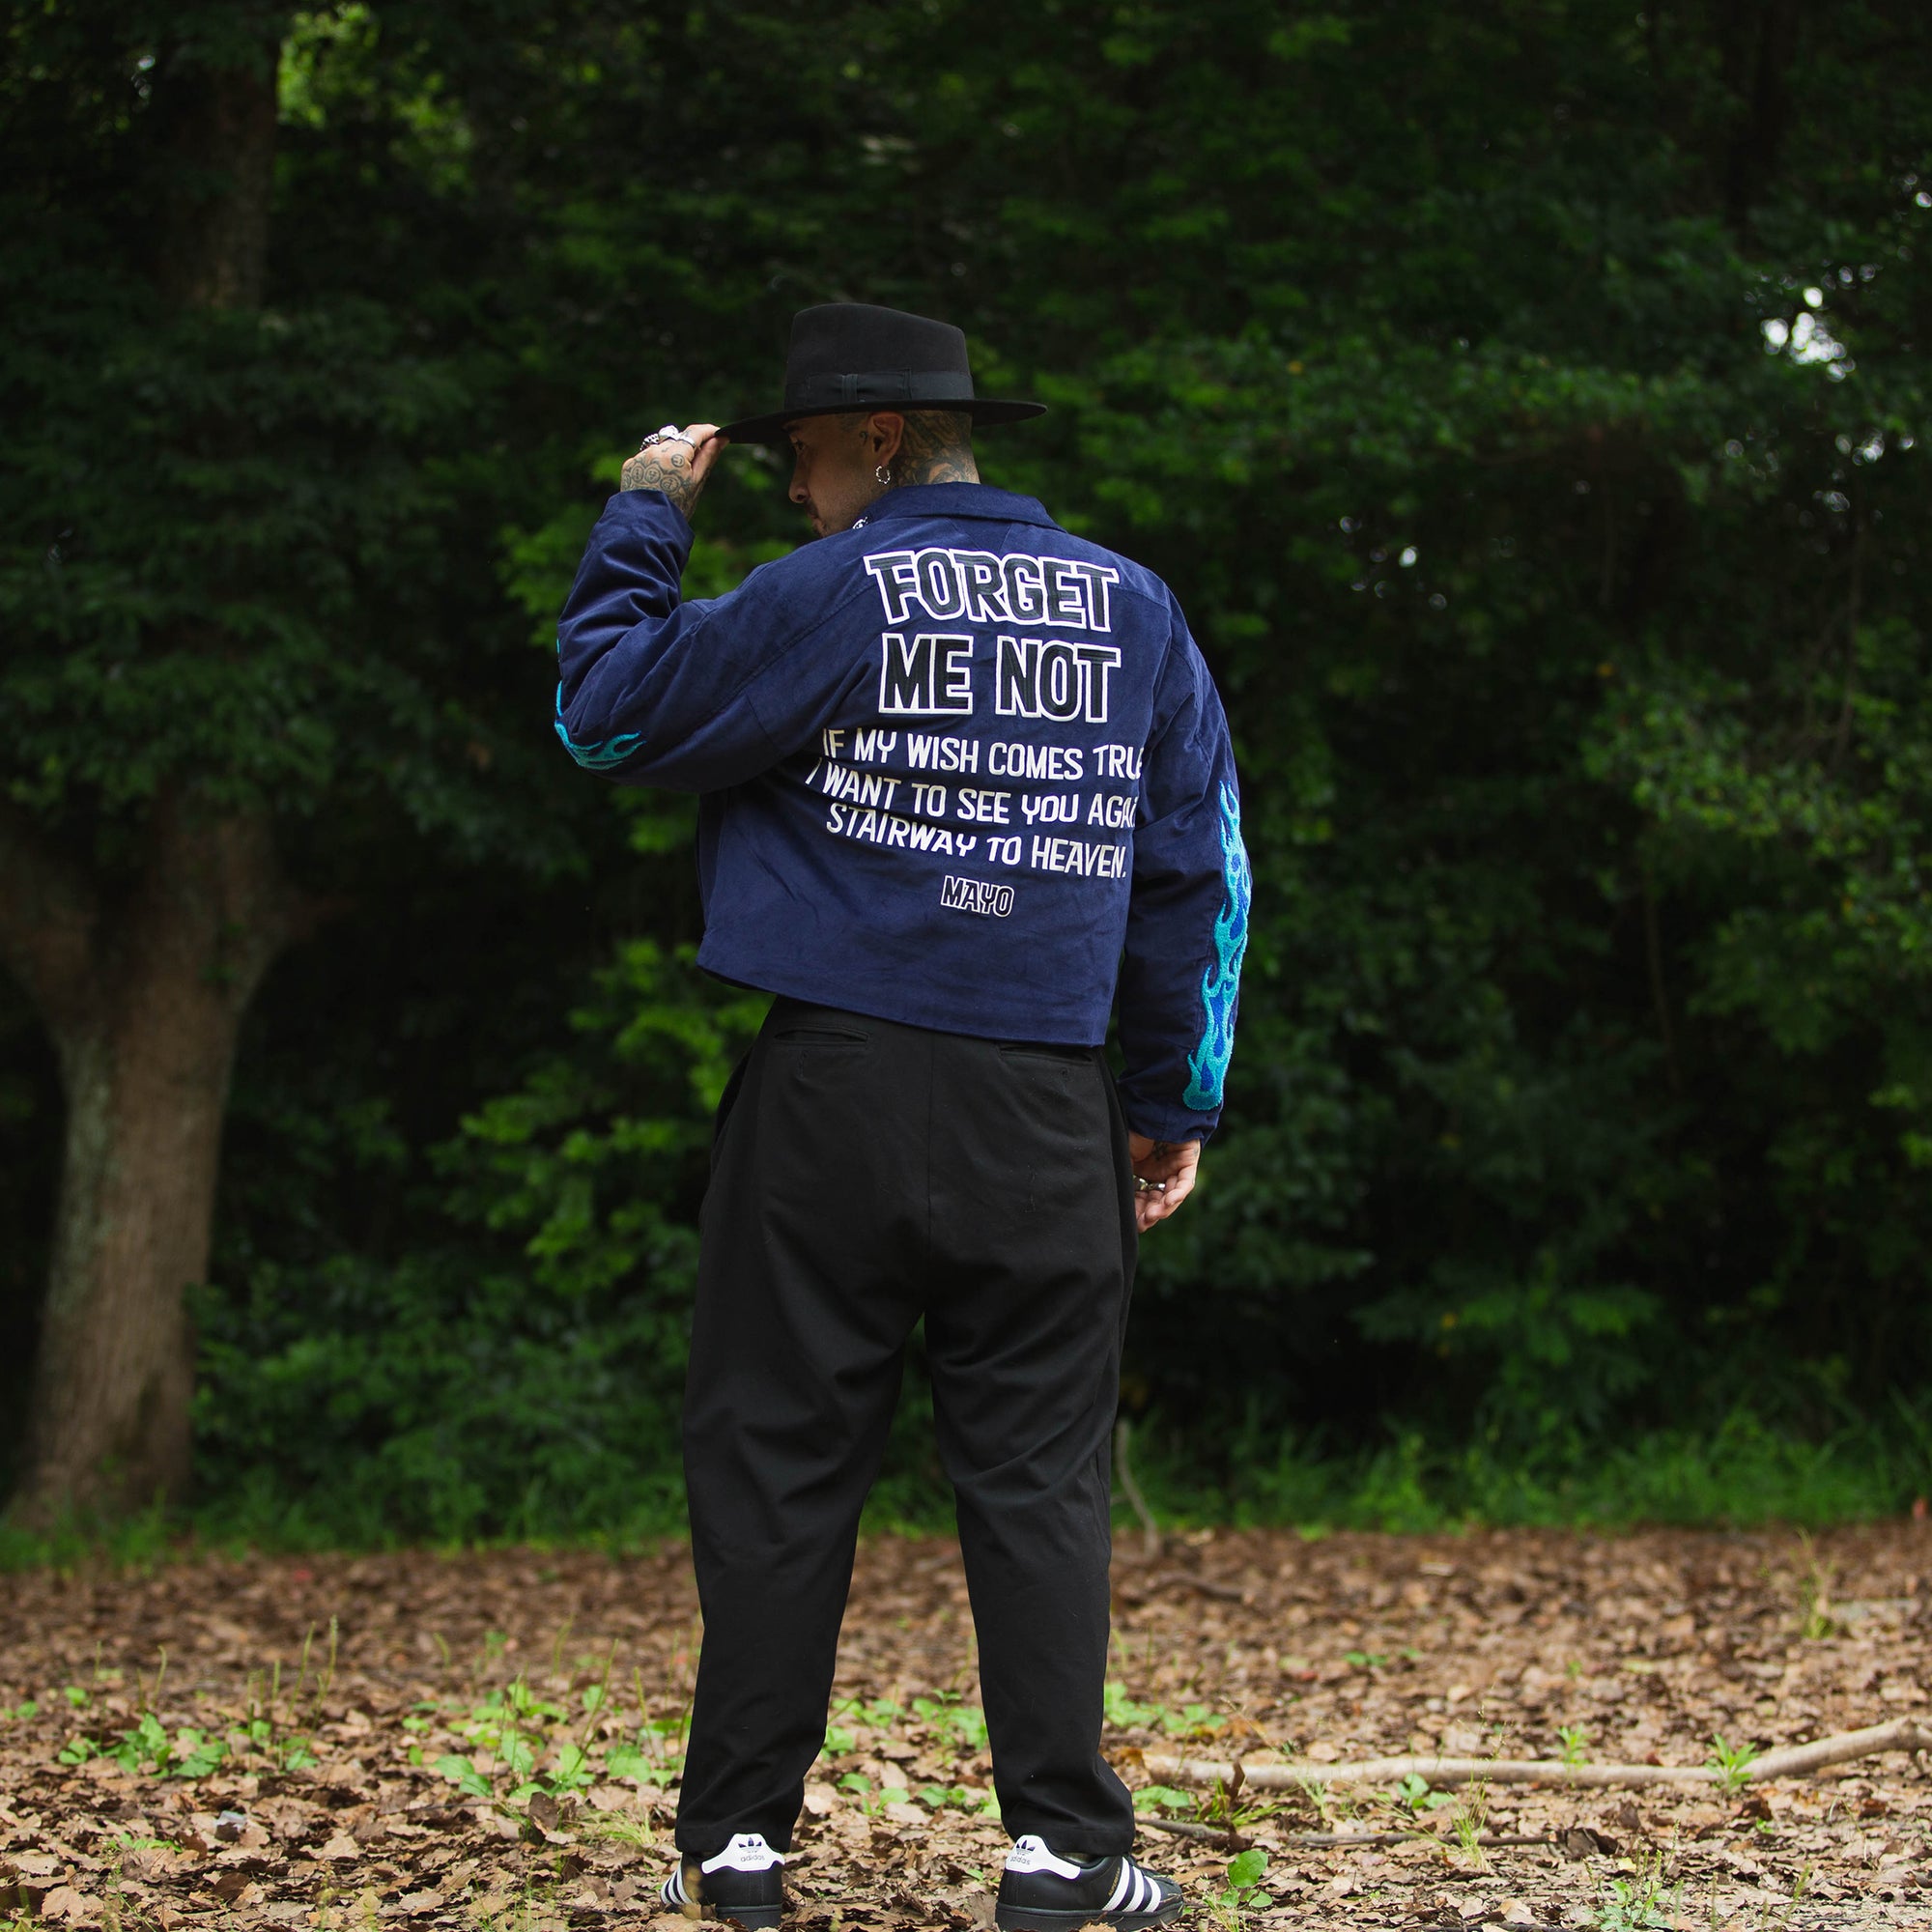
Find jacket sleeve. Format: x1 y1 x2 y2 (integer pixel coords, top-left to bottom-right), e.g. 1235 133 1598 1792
1115 603 1249 1142
553 490 831 790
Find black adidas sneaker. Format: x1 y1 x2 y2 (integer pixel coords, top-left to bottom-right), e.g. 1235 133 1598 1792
660 1832 786 1929
995 1833 1182 1931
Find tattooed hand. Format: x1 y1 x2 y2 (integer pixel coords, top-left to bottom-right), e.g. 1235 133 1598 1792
621 421 726 522
1126 1133 1202 1234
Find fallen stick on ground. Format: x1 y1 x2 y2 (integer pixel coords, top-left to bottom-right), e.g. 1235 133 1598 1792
1140 1717 1932 1792
1140 1818 1551 1849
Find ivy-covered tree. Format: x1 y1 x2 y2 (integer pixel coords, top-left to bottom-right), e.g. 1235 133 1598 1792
0 0 570 1511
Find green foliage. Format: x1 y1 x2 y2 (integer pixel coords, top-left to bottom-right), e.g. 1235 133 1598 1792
1706 1734 1760 1795
837 1771 914 1818
1101 1682 1220 1739
0 5 562 862
1595 1858 1681 1932
0 1501 180 1573
1393 1772 1454 1814
417 1670 672 1804
434 1752 494 1802
58 1711 225 1778
191 944 765 1541
909 1693 990 1753
1120 1396 1932 1534
1132 1784 1198 1814
7 0 1932 1532
1208 1848 1274 1922
53 1688 323 1777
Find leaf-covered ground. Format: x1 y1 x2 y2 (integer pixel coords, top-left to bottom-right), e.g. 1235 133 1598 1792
0 1522 1927 1929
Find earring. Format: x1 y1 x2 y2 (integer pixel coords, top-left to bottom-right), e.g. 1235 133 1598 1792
874 463 893 487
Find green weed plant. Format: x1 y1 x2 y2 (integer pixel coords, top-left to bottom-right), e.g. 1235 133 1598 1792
1206 1849 1274 1926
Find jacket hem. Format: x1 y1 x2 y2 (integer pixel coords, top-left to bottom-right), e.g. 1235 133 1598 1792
697 945 1109 1049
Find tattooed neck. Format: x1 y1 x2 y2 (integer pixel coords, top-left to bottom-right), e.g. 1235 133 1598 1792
894 410 980 487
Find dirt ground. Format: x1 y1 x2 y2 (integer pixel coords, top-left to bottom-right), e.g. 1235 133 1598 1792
0 1522 1927 1929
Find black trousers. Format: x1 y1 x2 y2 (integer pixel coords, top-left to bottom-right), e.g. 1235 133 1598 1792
673 998 1139 1861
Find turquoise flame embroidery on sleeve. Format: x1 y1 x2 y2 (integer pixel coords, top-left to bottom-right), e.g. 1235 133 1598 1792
1181 782 1250 1113
554 683 644 771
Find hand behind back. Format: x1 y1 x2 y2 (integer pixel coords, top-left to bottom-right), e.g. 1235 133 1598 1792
1128 1134 1201 1234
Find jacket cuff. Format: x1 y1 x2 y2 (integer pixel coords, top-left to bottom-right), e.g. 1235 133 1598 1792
1119 1097 1220 1145
601 487 697 550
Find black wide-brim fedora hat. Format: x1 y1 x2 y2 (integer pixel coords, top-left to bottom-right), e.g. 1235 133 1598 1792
719 302 1045 445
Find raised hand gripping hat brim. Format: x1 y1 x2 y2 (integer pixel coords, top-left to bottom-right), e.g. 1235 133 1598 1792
719 301 1046 446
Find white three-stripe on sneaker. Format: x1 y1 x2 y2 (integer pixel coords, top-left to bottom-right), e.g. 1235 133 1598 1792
662 1865 692 1908
1102 1861 1158 1916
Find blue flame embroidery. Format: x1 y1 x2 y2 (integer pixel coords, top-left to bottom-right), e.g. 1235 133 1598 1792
1181 783 1250 1113
554 684 644 771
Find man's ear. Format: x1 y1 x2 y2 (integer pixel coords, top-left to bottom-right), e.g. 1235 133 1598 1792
867 412 907 466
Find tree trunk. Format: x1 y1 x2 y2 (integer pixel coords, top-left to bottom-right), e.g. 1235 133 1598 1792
1 802 297 1517
1718 0 1800 229
0 23 291 1520
153 22 281 311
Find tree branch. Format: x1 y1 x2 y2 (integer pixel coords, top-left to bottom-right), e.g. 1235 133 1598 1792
1139 1717 1932 1791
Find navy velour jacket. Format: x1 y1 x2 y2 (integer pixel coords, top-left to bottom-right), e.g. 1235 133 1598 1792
554 480 1247 1142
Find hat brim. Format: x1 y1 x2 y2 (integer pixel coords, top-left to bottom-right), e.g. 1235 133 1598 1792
717 396 1046 447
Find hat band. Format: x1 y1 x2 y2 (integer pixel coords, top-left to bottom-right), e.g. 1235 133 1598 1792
781 367 978 413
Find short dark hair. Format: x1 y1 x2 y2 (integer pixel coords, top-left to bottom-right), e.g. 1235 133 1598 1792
901 408 972 446
831 407 973 447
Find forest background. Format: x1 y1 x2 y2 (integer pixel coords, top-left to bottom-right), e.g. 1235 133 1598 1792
4 0 1932 1548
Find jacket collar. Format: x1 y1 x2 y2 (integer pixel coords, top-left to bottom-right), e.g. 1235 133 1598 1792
862 482 1059 529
